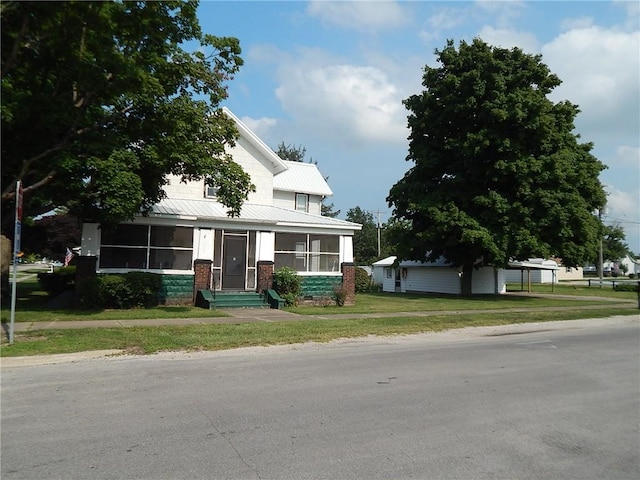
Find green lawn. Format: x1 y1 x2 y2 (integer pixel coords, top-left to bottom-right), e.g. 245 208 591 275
286 287 637 315
1 278 637 358
2 308 638 358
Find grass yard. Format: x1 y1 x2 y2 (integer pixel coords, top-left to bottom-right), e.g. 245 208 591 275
2 307 638 358
287 287 637 315
1 276 637 358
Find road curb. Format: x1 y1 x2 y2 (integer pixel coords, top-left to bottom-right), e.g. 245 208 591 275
0 349 124 368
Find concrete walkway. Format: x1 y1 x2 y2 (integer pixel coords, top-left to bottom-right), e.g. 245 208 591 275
7 298 638 332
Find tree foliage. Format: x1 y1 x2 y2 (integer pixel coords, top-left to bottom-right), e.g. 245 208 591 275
387 39 607 292
275 142 310 163
1 0 253 232
601 224 629 263
346 206 379 265
22 213 81 261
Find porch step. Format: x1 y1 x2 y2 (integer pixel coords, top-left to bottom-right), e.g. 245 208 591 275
210 291 267 309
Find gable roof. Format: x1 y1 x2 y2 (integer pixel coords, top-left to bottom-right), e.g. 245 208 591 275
222 107 288 175
273 160 333 197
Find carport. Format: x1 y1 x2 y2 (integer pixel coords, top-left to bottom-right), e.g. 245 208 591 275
507 260 559 292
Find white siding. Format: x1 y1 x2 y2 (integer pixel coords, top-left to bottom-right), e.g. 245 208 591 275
384 265 506 295
382 268 397 292
162 175 203 200
232 136 274 205
272 190 294 210
308 195 323 215
472 267 505 294
404 267 461 294
161 136 276 205
272 190 323 214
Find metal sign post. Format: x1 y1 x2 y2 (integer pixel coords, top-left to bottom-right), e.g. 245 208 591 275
9 180 22 345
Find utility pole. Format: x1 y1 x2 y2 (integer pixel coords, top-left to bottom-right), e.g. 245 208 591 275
598 207 604 288
376 210 382 257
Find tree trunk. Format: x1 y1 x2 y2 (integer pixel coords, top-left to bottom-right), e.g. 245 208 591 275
461 264 473 296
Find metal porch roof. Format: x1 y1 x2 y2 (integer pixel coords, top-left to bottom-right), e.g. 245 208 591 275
149 198 361 230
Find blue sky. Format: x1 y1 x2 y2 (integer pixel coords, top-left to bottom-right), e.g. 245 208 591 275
197 0 640 254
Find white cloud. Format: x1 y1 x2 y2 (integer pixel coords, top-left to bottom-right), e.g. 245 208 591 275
542 26 640 139
614 0 640 27
240 116 277 140
560 16 594 31
275 62 408 146
419 7 467 43
428 8 465 31
476 26 540 53
306 0 410 32
473 0 527 28
603 185 640 252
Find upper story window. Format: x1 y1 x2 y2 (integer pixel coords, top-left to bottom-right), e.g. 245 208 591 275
205 184 218 199
296 193 309 212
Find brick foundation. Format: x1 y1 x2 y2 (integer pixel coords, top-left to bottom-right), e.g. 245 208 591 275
257 261 274 293
193 259 212 303
341 262 356 305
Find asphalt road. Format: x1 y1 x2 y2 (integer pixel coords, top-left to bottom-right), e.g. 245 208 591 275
2 317 639 480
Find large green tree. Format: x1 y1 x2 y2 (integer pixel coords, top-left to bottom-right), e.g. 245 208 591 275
387 39 607 294
1 0 253 232
601 224 629 263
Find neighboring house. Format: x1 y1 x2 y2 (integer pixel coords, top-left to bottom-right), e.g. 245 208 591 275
372 256 396 288
618 254 640 276
546 257 583 281
584 255 639 277
381 257 507 295
555 265 584 281
80 108 361 304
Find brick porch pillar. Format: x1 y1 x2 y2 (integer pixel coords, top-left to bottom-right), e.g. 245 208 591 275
74 256 97 307
341 262 356 305
257 260 274 293
193 259 212 303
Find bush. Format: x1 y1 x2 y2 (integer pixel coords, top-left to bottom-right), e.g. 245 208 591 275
355 267 372 293
272 267 301 306
37 266 76 296
334 284 347 307
99 275 134 309
77 272 162 309
125 271 163 308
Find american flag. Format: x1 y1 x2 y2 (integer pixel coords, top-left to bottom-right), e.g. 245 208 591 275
64 247 74 267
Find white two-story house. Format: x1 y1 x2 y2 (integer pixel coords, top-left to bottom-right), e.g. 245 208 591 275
80 108 361 304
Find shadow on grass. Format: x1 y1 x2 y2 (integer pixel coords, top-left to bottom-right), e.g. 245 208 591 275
1 280 219 324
